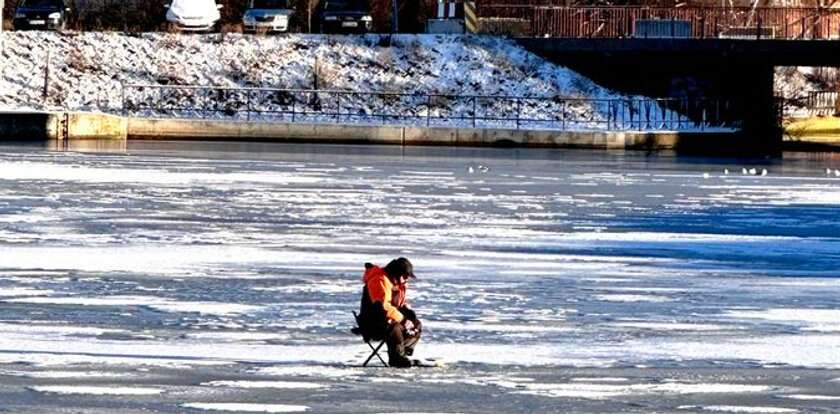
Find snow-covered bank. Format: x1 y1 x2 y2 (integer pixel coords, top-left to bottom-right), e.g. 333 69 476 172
0 32 713 131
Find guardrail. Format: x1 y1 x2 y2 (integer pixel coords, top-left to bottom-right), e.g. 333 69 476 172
476 5 840 39
121 84 738 132
779 91 840 118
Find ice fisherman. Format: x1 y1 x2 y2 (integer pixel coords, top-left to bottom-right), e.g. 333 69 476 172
357 257 422 368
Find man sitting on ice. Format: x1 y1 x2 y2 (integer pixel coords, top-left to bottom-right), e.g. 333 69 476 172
356 257 422 368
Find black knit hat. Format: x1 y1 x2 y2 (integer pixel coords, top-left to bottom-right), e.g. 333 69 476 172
384 257 416 280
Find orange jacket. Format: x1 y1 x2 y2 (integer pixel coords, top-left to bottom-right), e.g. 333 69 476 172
363 264 406 323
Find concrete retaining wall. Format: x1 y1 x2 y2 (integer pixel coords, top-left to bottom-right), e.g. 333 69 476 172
1 111 740 151
127 117 728 150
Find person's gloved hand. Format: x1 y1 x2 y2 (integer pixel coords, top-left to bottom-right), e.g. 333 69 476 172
403 319 416 336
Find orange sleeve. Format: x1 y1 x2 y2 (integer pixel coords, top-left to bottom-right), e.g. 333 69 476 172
367 276 404 323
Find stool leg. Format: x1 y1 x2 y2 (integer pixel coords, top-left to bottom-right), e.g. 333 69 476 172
363 340 388 367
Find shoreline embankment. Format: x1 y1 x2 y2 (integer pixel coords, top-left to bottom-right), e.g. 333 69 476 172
0 111 762 153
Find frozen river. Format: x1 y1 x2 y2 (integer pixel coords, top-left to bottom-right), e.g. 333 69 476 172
0 141 839 413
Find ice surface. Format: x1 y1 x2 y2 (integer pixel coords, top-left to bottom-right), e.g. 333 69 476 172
0 146 838 411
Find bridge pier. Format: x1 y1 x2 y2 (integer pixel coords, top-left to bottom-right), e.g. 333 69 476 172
517 38 832 154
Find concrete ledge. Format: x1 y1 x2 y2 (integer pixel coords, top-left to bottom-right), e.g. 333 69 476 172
67 112 127 140
129 117 733 150
128 118 404 145
2 112 743 151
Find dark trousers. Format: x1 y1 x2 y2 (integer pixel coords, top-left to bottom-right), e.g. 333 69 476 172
386 316 422 364
359 304 422 366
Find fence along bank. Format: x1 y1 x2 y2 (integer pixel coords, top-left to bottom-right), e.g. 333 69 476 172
2 84 744 151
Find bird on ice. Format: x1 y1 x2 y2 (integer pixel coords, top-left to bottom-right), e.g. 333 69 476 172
760 169 768 176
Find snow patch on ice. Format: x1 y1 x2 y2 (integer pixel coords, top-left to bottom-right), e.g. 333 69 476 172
778 394 840 400
5 295 262 316
0 287 55 297
203 380 326 389
181 403 309 413
515 382 771 399
425 321 571 333
724 308 840 332
186 332 291 342
569 377 629 382
16 370 131 379
29 386 164 395
679 406 798 413
0 352 232 368
595 294 674 303
256 365 365 378
0 162 323 185
608 322 729 332
0 322 125 337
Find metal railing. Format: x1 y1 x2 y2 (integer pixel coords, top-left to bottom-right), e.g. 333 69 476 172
779 91 840 118
121 83 738 132
476 5 840 39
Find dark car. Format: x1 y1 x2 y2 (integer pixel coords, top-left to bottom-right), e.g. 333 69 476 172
319 0 372 34
13 0 70 31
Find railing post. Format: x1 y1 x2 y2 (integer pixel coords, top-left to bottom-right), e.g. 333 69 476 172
560 100 566 130
246 90 252 121
472 96 477 128
802 16 806 40
515 98 521 129
426 94 431 127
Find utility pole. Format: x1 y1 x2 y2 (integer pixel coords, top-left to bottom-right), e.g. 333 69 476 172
0 0 5 54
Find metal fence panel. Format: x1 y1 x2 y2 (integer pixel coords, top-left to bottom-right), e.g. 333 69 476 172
121 84 738 132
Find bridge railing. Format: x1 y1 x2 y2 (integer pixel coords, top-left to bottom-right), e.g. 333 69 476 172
120 84 739 132
477 5 840 39
779 91 840 118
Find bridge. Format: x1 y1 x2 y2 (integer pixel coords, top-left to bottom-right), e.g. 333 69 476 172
473 4 840 148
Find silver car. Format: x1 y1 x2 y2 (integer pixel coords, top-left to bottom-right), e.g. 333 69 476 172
243 0 294 33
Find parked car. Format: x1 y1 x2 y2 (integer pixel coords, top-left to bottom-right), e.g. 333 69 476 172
243 0 294 33
13 0 70 31
165 0 222 32
319 0 372 34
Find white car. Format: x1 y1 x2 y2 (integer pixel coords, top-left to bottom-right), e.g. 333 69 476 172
165 0 223 32
243 0 294 33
